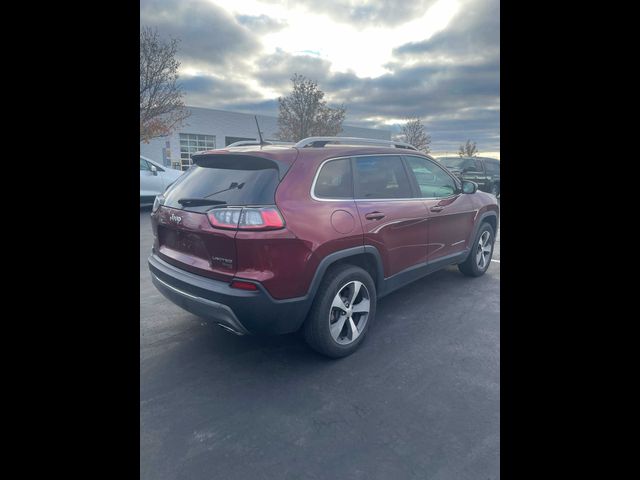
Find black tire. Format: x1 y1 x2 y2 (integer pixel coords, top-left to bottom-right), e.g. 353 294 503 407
302 264 377 358
458 222 495 277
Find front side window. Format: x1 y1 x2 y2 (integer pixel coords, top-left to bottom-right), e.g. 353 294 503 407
353 155 412 199
314 158 353 199
405 156 457 198
140 157 150 171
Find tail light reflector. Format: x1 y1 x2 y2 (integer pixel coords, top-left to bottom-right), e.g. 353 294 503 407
230 280 258 291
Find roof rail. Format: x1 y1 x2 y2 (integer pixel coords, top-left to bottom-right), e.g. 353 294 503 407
295 136 418 151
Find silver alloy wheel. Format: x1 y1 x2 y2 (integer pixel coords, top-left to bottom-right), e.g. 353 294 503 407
476 231 492 269
329 280 370 345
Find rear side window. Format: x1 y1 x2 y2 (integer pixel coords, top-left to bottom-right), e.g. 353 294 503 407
163 155 281 211
314 158 353 199
353 155 413 199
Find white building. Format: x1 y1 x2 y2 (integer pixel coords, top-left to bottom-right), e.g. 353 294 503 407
141 106 392 170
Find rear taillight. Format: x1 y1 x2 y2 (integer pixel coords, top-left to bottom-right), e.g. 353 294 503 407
207 207 243 229
207 207 285 231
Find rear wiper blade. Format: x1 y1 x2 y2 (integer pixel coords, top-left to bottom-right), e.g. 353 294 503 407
204 182 245 199
177 198 227 206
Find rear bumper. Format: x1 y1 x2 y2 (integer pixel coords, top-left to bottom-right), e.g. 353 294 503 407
148 253 310 335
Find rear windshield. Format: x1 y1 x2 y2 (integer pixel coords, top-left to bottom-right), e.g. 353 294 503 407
162 154 281 212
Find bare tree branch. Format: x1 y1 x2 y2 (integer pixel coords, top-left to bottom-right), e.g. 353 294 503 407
399 116 431 153
458 139 478 157
140 27 190 143
276 74 346 142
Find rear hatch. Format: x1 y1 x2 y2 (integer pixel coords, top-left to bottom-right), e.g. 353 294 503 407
153 150 296 281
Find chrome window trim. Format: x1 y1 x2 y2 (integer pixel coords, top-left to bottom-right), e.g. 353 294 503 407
310 153 460 202
310 156 354 201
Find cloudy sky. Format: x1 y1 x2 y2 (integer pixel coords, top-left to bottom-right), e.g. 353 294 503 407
141 0 499 156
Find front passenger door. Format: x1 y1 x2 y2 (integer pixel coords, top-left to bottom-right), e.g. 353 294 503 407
404 155 477 262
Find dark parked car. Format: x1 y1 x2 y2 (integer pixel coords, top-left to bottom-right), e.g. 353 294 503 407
148 137 500 357
438 156 500 196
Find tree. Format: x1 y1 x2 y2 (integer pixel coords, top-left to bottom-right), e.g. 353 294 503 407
458 139 478 157
140 27 189 143
276 74 346 141
400 116 431 153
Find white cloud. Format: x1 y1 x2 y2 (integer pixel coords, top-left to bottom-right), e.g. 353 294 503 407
209 0 461 78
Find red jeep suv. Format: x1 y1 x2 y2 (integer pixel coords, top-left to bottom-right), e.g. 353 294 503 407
148 137 499 357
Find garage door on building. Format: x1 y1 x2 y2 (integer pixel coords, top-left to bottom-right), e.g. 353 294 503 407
179 133 216 170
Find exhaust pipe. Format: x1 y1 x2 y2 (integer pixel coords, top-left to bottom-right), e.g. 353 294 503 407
217 323 244 336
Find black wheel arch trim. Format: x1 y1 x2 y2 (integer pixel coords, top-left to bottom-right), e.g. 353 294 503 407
303 246 385 304
461 211 498 261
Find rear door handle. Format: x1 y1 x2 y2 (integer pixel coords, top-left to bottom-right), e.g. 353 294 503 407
365 211 385 220
430 206 444 212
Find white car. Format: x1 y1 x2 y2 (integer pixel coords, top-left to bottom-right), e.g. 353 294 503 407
140 156 184 206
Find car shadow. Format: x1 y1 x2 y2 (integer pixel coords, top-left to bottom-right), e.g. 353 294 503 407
141 265 499 376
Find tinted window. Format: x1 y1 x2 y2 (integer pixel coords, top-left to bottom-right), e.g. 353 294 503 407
314 158 353 198
140 158 150 171
485 161 500 174
406 156 457 198
163 155 281 212
461 159 482 171
226 136 256 146
440 157 481 171
440 157 466 169
353 156 412 199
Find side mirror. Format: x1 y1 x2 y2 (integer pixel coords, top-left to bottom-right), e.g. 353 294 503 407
462 180 478 194
150 165 158 176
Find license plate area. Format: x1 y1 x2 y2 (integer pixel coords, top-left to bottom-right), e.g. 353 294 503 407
158 226 208 260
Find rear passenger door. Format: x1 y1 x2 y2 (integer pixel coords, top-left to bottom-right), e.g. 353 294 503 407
404 155 477 262
352 155 429 277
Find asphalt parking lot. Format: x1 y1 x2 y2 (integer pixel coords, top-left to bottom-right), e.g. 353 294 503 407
140 208 500 480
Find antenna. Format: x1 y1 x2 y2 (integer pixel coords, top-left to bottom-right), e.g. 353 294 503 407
254 115 266 146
